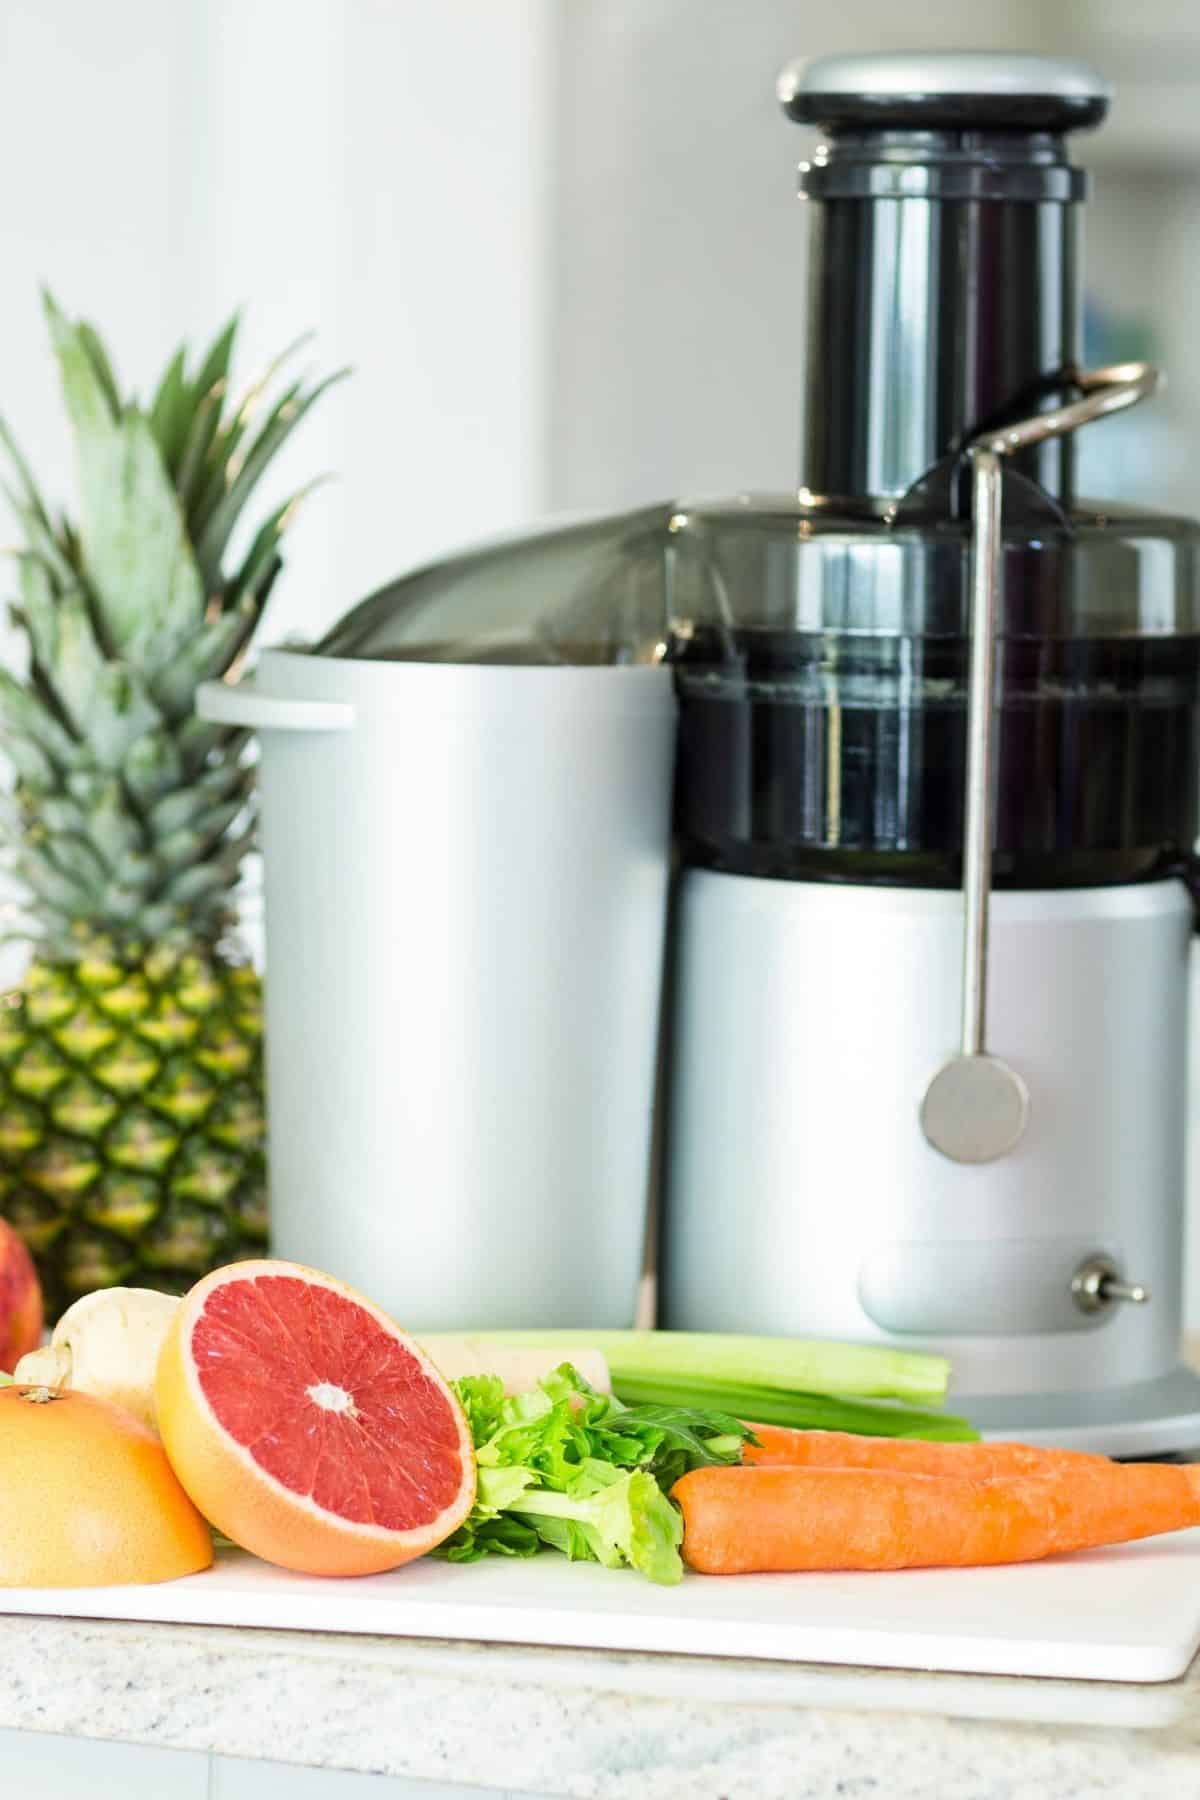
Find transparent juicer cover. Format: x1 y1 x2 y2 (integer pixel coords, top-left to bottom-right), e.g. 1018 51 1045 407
314 486 1200 896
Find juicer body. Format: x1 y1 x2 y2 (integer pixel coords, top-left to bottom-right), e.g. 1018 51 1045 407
661 873 1198 1449
652 54 1200 1447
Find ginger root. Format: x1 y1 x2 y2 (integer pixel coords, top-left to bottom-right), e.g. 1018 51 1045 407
14 1287 180 1432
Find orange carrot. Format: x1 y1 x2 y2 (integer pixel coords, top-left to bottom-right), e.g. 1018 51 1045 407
742 1425 1112 1479
673 1463 1200 1574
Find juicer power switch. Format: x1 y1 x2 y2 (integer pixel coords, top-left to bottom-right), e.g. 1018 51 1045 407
1071 1255 1151 1314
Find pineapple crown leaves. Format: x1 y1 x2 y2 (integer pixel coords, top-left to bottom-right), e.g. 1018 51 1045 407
0 293 347 956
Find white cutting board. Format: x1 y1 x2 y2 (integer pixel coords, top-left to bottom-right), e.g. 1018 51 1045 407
7 1531 1200 1684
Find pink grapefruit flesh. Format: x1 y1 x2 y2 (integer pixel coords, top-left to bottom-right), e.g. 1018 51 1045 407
155 1261 476 1576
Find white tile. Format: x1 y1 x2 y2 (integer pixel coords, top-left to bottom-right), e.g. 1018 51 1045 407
0 1727 208 1799
211 1753 545 1799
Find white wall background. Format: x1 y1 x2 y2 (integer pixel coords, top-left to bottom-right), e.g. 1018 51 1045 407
0 0 554 657
3 0 1200 1323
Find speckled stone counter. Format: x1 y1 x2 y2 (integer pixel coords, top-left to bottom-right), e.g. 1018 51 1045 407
4 1611 1200 1799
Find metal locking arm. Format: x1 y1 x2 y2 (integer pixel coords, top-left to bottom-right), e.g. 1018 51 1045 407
920 364 1161 1164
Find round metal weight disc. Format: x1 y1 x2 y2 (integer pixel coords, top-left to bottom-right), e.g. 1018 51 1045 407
920 1054 1030 1164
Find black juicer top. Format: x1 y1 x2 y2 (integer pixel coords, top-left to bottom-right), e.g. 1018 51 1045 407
668 52 1200 890
782 50 1108 508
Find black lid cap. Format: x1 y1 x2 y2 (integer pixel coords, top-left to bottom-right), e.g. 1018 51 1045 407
780 51 1111 134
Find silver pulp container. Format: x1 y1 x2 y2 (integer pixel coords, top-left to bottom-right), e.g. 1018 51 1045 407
201 650 676 1330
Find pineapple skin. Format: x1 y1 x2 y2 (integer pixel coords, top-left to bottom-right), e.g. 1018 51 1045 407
0 943 268 1321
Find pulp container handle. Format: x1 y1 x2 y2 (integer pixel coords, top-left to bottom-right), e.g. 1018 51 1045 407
197 679 355 733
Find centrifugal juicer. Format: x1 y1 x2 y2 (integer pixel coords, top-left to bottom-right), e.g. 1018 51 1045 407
661 52 1200 1452
206 51 1200 1453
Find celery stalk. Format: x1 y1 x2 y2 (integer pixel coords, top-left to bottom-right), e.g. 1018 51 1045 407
608 1374 977 1441
424 1331 951 1408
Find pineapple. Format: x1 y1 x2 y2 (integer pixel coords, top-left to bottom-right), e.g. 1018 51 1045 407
0 294 343 1319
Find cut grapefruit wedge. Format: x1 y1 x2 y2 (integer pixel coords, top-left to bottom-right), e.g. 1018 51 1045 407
155 1261 476 1577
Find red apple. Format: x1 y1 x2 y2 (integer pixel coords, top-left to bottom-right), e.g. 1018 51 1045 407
0 1218 42 1373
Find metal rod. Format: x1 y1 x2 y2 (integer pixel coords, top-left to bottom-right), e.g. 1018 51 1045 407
957 362 1158 1064
976 362 1161 458
961 446 1003 1057
922 360 1160 1165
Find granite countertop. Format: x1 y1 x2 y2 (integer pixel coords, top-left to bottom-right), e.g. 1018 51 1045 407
6 1607 1200 1799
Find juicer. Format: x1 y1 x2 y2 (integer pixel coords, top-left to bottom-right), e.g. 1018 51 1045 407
661 52 1200 1452
205 51 1200 1453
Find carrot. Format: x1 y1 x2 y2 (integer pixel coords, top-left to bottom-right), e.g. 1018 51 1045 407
672 1463 1200 1574
741 1425 1112 1479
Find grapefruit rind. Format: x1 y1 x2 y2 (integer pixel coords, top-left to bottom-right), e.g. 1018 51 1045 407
0 1385 213 1589
155 1260 476 1577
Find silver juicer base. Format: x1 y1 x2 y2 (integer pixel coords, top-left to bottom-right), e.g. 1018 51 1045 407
966 1365 1200 1457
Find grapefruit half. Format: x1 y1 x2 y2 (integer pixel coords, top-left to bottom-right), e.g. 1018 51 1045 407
155 1261 476 1576
0 1385 212 1588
